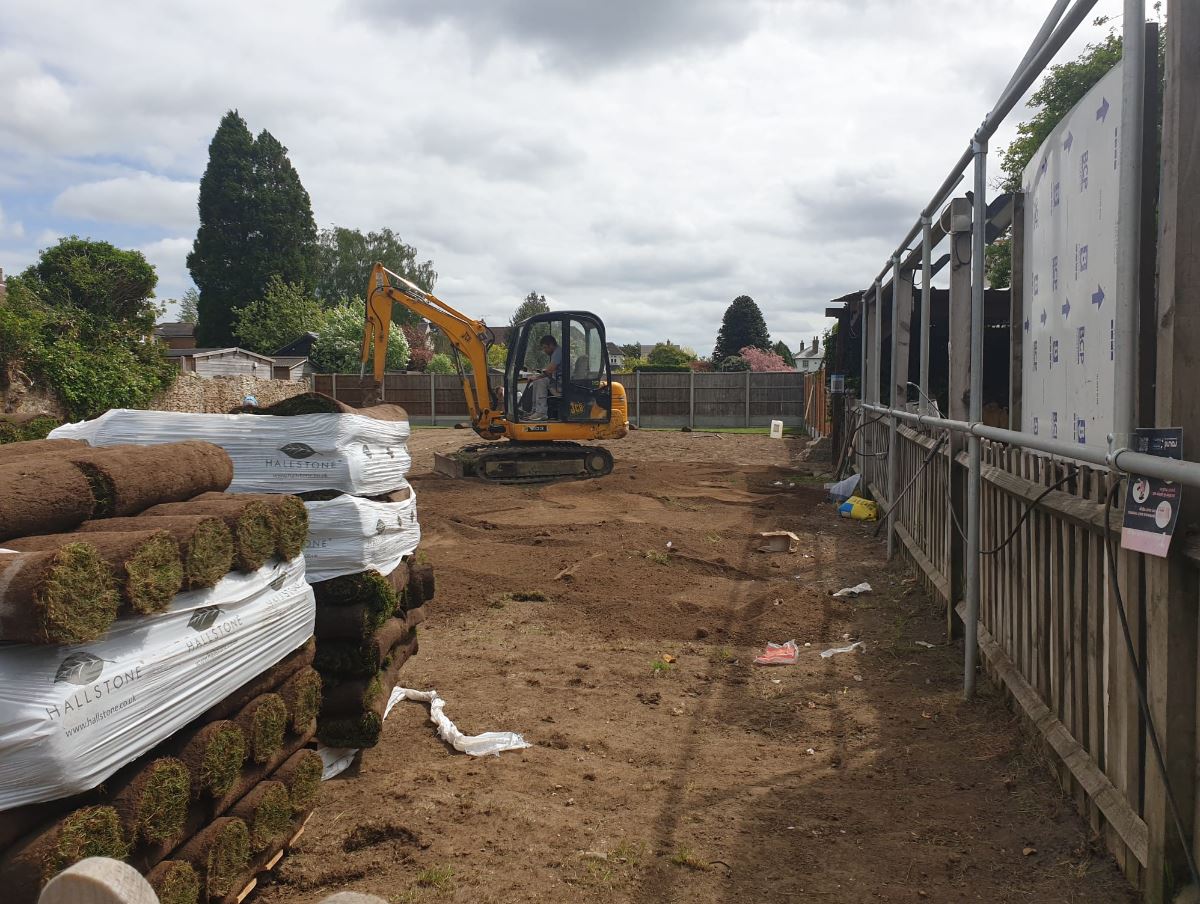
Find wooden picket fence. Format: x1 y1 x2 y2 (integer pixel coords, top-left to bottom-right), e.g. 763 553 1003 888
856 412 1157 887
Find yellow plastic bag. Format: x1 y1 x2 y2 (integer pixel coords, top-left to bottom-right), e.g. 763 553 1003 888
838 495 878 521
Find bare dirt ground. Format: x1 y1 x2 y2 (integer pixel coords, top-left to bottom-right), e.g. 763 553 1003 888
261 430 1136 904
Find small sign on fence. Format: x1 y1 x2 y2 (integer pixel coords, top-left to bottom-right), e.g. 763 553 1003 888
829 373 845 394
1121 427 1183 558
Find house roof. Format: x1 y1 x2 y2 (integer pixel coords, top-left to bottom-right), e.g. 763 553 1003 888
154 322 196 339
274 332 319 357
165 347 276 363
273 356 310 368
796 345 822 359
487 325 513 346
606 342 624 355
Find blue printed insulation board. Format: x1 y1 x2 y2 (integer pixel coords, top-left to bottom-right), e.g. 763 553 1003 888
1021 61 1124 451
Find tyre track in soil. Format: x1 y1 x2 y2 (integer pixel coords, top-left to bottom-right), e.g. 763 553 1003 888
259 431 1135 904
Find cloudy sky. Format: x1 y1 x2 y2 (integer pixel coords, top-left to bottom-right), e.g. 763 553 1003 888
0 0 1129 355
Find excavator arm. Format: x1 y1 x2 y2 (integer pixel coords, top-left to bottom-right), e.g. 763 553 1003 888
361 263 505 436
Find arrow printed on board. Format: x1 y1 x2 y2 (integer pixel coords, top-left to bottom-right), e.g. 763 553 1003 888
1024 319 1030 331
1091 285 1105 308
1061 298 1071 319
1040 309 1047 326
1096 97 1110 121
1038 155 1048 176
1063 131 1074 152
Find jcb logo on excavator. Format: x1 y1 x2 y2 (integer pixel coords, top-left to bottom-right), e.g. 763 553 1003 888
524 425 548 433
570 402 584 415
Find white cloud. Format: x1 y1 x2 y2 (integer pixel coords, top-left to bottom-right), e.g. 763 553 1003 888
0 203 23 240
0 0 1130 348
53 174 198 232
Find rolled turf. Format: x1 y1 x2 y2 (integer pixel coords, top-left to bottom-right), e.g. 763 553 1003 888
234 694 288 765
76 515 234 590
8 530 183 615
406 604 427 628
271 749 323 815
0 806 129 904
174 817 250 902
0 437 84 463
278 667 322 734
384 560 410 611
312 616 409 678
108 757 191 846
408 563 436 608
316 631 418 749
146 861 200 904
313 601 390 642
196 640 315 724
0 545 119 644
143 498 275 572
0 458 96 541
62 441 233 518
211 728 315 819
313 569 397 610
191 492 308 561
175 720 247 799
229 780 292 853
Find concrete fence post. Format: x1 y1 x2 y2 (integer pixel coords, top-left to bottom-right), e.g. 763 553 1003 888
331 373 338 401
745 370 751 428
430 373 437 426
635 370 641 427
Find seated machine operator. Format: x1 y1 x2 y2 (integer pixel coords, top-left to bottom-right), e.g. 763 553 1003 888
527 335 562 421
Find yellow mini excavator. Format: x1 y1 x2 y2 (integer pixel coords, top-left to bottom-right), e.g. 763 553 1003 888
361 263 628 483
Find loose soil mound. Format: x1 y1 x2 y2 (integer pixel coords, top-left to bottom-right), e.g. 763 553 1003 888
62 441 233 517
9 530 182 615
246 392 408 422
0 545 119 643
77 514 234 590
144 497 276 572
0 458 96 541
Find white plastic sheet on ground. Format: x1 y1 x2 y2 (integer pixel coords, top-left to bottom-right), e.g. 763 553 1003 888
0 557 314 809
50 409 411 496
832 582 872 598
820 640 866 659
303 492 421 582
318 686 530 780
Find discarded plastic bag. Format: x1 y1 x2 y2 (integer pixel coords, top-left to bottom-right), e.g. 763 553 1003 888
832 582 872 598
318 685 530 778
825 473 860 503
754 641 799 665
838 496 878 521
820 640 865 659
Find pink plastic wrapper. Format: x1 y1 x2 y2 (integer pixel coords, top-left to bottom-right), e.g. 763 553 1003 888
753 640 799 666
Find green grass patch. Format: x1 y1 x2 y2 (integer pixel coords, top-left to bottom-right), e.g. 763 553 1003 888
125 533 184 615
148 861 199 904
416 864 455 891
199 723 245 798
137 758 191 844
38 543 120 644
50 807 129 879
205 819 251 899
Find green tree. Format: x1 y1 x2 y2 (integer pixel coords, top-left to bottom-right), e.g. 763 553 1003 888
487 343 507 369
647 342 693 367
772 339 796 367
713 295 771 361
188 111 318 347
989 31 1124 286
426 353 456 374
176 287 199 324
21 236 159 332
233 276 323 355
310 300 409 373
718 355 751 372
2 241 176 420
315 226 437 325
620 342 642 359
511 292 549 327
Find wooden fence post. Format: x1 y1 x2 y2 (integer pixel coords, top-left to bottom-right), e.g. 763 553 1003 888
689 369 695 430
745 370 751 428
946 197 973 639
635 370 641 427
1143 3 1200 897
430 373 437 425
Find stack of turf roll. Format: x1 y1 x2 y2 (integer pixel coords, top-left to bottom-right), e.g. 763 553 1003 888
0 436 318 904
51 394 432 759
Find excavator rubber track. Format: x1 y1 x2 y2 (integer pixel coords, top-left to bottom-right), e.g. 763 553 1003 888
435 442 614 485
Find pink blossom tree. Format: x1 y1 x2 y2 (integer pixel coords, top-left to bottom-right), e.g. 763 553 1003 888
739 346 794 372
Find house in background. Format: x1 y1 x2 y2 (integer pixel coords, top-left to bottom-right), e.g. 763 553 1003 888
273 356 312 381
606 343 625 369
154 322 196 350
166 347 275 377
795 337 823 373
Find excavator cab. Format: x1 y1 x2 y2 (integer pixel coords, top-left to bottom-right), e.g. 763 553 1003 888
505 312 613 425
